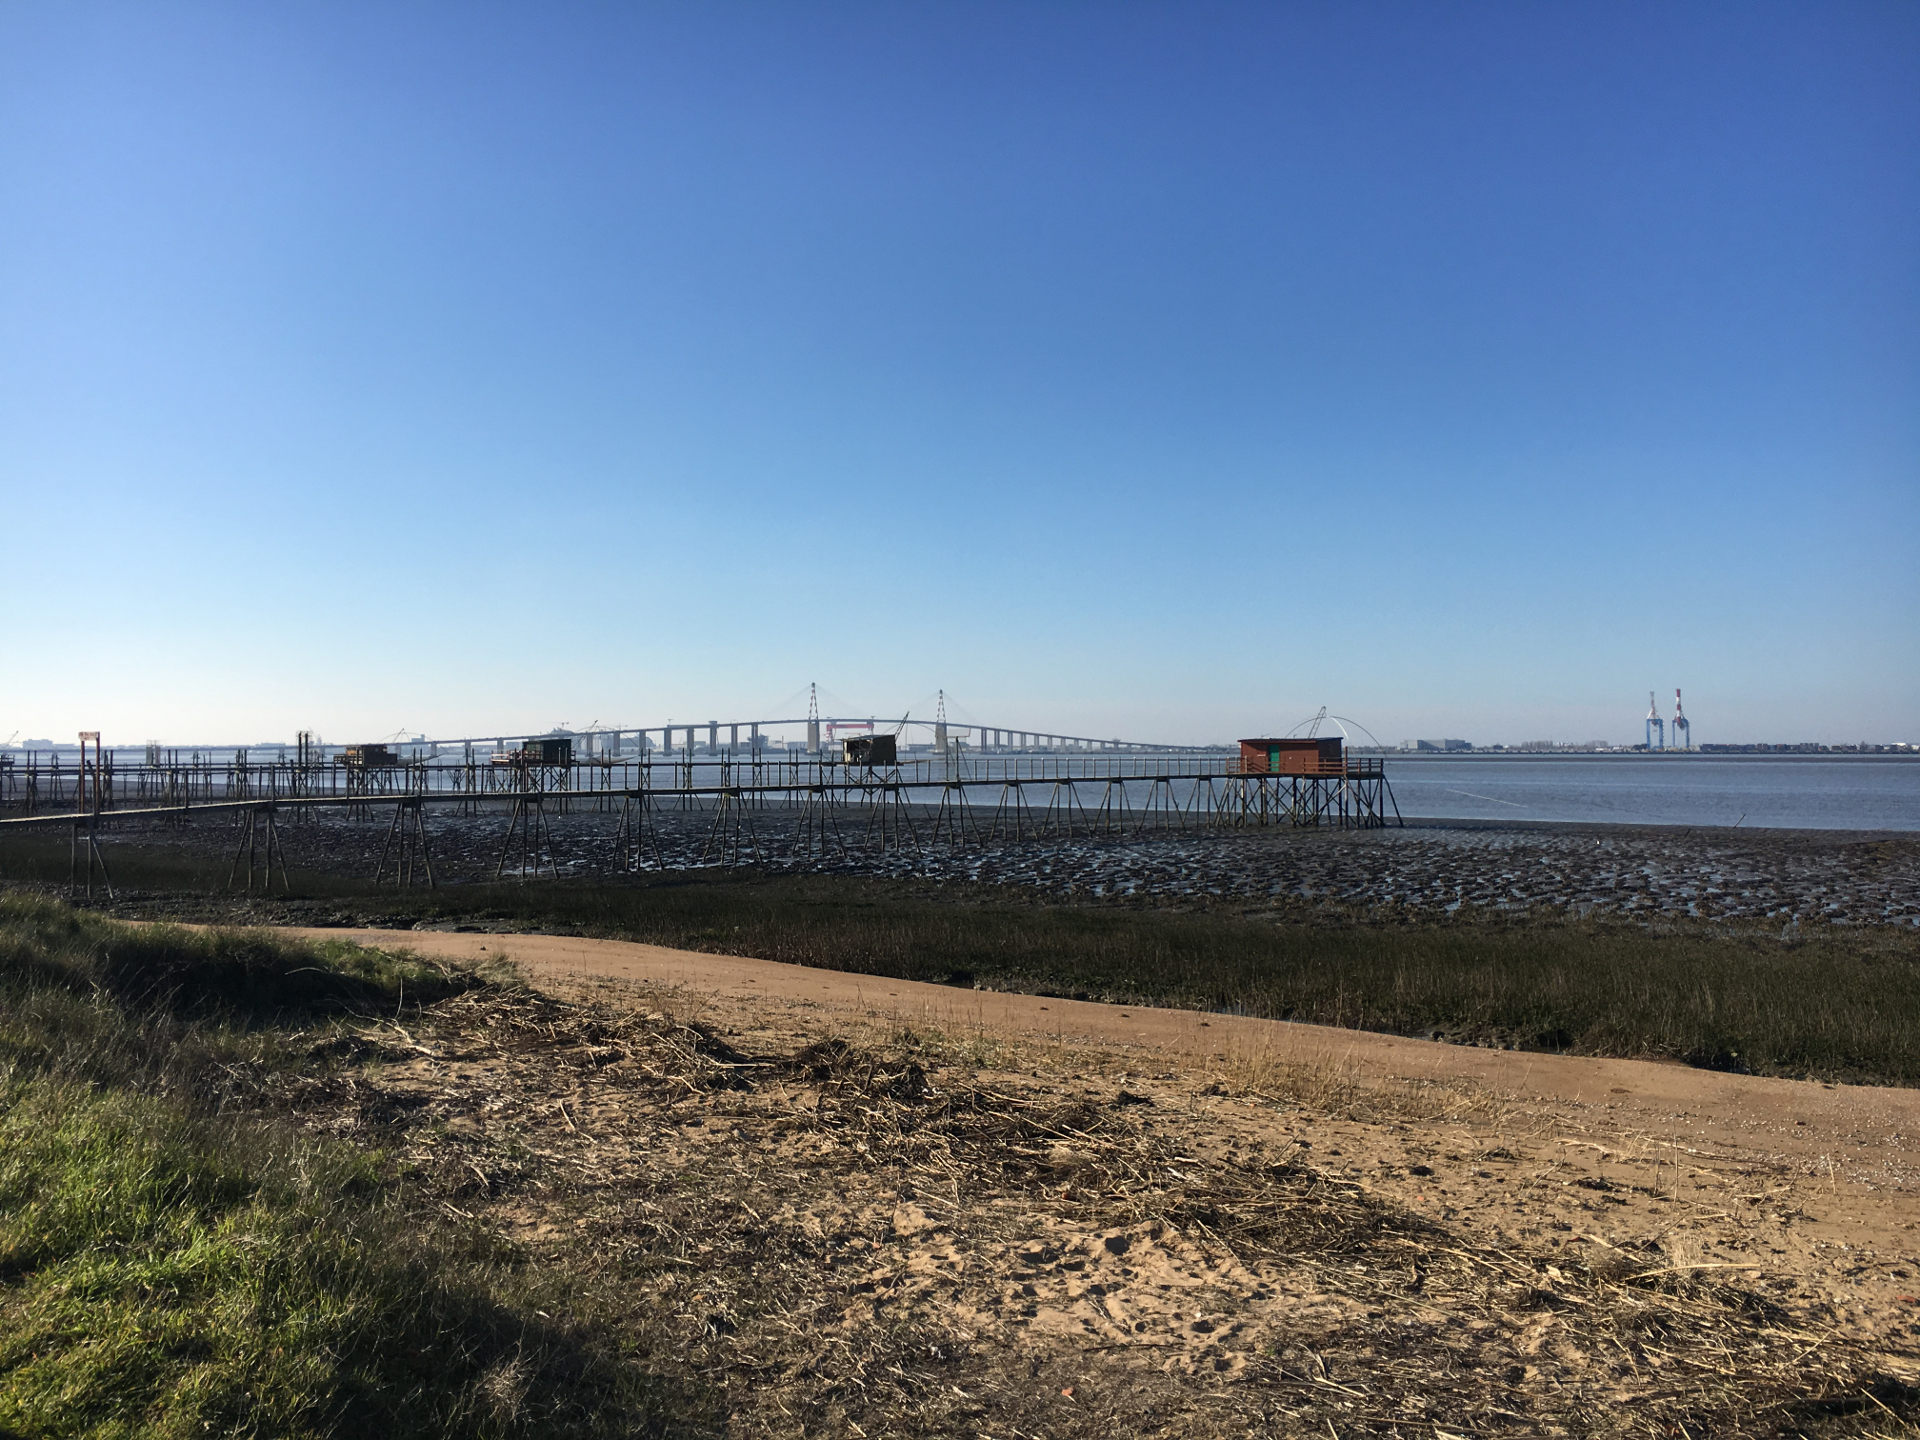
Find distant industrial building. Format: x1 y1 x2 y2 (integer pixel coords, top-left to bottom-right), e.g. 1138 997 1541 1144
1400 739 1472 752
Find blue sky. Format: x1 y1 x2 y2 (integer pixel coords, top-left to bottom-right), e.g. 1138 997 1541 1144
3 1 1915 747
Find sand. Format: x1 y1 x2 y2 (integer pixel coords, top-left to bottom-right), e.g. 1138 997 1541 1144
289 925 1920 1372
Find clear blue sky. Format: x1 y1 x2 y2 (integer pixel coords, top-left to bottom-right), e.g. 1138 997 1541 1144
3 2 1915 747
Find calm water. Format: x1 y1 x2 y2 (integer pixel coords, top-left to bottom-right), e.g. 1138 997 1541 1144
1384 756 1920 831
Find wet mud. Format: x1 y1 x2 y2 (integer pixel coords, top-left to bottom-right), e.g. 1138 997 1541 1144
95 805 1920 928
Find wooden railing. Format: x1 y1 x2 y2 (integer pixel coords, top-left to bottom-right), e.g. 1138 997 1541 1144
1226 755 1384 778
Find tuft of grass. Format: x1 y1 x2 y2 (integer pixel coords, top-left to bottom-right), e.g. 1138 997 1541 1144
0 898 682 1440
0 893 475 1020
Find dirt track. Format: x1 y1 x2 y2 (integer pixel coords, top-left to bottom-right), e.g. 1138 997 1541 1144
295 925 1920 1164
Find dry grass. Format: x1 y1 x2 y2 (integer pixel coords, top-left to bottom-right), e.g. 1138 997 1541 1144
253 972 1920 1438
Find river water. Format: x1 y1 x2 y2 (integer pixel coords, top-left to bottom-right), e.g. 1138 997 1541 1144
1383 756 1920 831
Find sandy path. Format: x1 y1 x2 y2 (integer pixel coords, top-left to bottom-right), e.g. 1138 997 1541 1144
294 925 1920 1165
315 927 1918 1199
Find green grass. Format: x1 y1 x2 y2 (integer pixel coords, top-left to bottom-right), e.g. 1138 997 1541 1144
0 831 358 899
0 896 679 1439
365 872 1920 1086
2 896 475 1017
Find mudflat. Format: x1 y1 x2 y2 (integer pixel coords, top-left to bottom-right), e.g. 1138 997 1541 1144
73 811 1920 925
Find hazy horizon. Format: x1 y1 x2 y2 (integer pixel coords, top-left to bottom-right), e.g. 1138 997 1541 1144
3 694 1914 754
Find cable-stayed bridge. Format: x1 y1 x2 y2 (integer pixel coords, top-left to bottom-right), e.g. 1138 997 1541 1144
336 717 1222 759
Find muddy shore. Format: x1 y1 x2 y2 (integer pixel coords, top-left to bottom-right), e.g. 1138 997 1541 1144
66 808 1920 928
